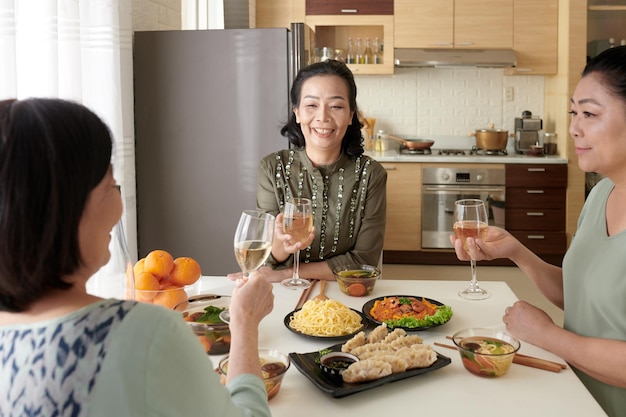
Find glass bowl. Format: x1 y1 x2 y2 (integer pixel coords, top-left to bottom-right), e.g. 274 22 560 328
174 294 231 355
219 348 290 400
452 328 521 378
332 264 380 296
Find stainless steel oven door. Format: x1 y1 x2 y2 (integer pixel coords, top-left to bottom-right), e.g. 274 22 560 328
421 185 505 249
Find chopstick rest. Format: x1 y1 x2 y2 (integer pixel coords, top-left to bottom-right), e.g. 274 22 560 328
434 342 564 373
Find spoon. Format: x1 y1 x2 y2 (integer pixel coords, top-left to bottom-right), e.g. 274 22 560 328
313 280 328 301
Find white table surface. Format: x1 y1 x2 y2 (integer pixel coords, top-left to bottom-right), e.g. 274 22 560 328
196 277 606 417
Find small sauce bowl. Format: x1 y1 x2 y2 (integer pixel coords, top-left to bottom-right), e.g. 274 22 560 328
319 352 359 380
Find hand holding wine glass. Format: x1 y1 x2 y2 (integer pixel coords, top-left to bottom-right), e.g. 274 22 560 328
454 199 491 300
221 210 275 323
281 198 314 290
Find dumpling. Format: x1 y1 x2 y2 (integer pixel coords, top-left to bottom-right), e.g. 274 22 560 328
397 345 437 369
350 342 394 357
341 331 366 353
366 323 389 344
389 334 424 349
342 359 392 383
383 328 407 344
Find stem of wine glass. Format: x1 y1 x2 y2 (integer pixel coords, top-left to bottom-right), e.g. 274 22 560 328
470 259 478 290
291 249 301 283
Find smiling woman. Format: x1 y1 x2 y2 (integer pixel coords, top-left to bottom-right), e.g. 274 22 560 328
246 60 388 284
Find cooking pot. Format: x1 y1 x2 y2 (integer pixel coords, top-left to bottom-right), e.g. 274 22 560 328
472 129 509 150
387 134 435 150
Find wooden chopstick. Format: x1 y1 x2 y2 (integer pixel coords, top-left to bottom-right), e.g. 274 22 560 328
445 335 567 369
295 279 318 310
434 342 564 373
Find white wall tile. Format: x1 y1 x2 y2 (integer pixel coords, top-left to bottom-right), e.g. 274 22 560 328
355 68 544 141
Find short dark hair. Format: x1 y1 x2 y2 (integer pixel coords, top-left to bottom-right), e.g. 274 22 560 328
280 59 364 159
583 45 626 107
0 98 113 312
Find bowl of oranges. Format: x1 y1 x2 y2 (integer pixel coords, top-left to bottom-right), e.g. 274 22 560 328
130 249 202 309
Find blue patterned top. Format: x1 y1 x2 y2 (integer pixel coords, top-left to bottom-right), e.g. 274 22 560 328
0 299 270 417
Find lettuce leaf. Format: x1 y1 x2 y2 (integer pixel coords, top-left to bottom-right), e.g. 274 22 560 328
383 305 453 329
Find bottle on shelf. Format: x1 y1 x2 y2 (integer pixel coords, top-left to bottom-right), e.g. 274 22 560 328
373 37 383 64
363 37 374 64
346 37 355 64
355 37 364 64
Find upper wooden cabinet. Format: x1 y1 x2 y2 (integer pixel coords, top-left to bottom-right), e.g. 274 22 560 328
305 15 395 75
504 0 559 75
306 0 393 15
394 0 513 49
253 0 305 29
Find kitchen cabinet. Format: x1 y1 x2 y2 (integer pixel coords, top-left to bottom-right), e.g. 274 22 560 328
305 15 394 74
253 0 305 29
505 164 567 264
504 0 559 75
394 0 513 49
306 0 393 15
586 1 626 59
380 162 421 251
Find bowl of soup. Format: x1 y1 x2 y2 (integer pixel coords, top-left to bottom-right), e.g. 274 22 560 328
332 264 380 297
452 328 521 377
218 348 290 400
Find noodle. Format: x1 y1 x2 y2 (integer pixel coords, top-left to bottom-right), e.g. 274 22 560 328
290 299 363 337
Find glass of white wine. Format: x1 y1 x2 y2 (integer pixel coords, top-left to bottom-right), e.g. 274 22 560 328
454 199 491 300
220 210 275 323
281 198 313 290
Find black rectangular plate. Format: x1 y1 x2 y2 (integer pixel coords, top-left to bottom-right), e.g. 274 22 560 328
289 343 451 398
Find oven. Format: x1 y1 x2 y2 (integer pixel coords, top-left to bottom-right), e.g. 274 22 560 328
422 166 505 249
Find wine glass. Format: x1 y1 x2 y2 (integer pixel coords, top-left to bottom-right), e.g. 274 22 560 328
454 199 491 300
281 198 313 290
221 210 275 323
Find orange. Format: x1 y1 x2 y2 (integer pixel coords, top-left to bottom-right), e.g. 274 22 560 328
153 287 188 309
133 258 146 278
134 271 161 302
144 250 175 278
169 257 202 286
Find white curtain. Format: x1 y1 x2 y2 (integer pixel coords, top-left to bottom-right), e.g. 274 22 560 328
0 0 138 261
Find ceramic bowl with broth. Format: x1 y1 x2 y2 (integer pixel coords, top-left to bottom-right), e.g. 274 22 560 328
219 349 290 400
333 264 380 297
452 328 520 378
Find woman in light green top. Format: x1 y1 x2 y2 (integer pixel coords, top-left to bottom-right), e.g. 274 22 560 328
451 46 626 417
0 98 274 417
237 60 387 283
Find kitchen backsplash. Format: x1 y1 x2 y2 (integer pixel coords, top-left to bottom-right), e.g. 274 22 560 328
355 68 544 149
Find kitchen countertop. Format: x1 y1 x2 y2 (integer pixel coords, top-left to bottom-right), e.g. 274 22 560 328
366 150 568 164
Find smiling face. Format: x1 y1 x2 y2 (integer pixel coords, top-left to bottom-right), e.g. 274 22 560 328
293 74 355 164
569 73 626 179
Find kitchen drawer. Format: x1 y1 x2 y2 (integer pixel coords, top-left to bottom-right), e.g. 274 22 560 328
510 231 567 255
506 208 565 231
505 164 567 187
506 187 566 209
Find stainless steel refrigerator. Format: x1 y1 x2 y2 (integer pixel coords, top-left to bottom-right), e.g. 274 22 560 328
133 24 312 275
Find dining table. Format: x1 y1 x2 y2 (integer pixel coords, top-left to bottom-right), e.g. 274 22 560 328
195 276 607 417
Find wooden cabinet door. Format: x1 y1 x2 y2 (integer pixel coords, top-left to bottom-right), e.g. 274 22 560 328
394 0 453 48
255 0 305 29
505 0 558 75
454 0 513 48
380 162 421 251
306 0 393 15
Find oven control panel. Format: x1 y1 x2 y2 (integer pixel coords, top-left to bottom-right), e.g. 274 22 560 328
423 167 505 185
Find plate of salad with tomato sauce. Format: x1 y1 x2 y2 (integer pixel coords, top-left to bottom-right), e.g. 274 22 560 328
362 295 453 331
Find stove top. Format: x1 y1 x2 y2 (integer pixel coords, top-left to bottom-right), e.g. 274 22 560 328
398 147 509 157
470 146 508 156
399 148 432 155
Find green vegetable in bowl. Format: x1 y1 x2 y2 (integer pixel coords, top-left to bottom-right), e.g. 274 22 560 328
195 305 226 323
